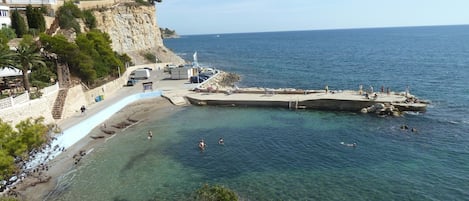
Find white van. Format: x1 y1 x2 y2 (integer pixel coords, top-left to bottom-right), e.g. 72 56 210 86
130 69 150 79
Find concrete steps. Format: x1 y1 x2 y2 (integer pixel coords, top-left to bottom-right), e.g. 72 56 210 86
52 89 68 119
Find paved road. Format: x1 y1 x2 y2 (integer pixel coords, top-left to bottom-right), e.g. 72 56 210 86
56 67 194 131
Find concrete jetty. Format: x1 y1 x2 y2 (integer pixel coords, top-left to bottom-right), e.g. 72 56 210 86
183 72 428 114
185 89 426 113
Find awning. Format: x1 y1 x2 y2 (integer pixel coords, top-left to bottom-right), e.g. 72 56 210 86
0 67 30 78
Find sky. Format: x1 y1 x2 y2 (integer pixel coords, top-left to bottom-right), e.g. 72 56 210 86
156 0 469 35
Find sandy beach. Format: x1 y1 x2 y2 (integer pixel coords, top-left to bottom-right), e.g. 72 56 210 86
3 67 193 200
13 97 180 201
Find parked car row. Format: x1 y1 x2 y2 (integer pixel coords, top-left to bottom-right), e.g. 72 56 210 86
190 74 211 83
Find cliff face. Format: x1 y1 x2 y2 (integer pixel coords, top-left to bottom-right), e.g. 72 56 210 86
93 5 184 65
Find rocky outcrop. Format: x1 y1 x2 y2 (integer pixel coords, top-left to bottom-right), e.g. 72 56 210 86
93 5 184 65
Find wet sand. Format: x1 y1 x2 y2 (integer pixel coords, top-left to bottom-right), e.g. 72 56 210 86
13 98 180 201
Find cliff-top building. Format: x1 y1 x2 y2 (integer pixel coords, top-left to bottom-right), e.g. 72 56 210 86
0 4 10 27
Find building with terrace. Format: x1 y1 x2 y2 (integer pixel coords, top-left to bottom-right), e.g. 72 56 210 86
0 4 10 27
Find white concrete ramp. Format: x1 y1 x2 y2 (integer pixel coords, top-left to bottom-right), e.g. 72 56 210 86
162 91 189 106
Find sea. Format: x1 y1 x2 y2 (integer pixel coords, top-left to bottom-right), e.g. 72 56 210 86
49 25 469 201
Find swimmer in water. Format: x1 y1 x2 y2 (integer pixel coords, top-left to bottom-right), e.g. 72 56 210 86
147 130 153 140
218 137 224 145
341 142 357 148
199 140 206 150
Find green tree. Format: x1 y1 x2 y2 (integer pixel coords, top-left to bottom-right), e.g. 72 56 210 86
39 33 79 64
0 48 15 71
26 5 46 33
57 1 82 33
25 5 36 29
12 35 46 92
10 10 27 38
40 30 130 84
15 117 48 152
30 63 56 88
193 184 238 201
0 149 15 181
0 197 20 201
0 120 16 180
0 28 17 41
39 33 97 82
0 118 50 180
83 10 97 29
0 34 14 69
76 30 123 79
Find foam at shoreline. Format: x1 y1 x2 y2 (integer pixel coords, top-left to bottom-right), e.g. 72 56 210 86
24 91 163 170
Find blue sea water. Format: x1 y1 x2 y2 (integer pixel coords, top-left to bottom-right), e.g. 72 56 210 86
51 26 469 200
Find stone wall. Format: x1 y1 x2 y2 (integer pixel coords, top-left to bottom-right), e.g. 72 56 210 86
0 63 169 126
60 63 169 121
0 91 58 126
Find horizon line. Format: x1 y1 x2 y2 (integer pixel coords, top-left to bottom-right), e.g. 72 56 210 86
175 24 469 37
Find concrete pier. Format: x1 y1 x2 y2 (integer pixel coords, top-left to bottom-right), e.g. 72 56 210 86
185 89 427 113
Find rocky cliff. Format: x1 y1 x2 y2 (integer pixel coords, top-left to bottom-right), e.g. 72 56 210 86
93 4 184 65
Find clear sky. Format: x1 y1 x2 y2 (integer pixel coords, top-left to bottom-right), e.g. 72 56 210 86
156 0 469 35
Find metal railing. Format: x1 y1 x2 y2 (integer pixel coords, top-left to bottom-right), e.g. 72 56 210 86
0 82 58 110
6 0 57 5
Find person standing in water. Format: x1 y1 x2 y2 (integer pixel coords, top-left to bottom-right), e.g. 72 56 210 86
147 130 153 140
199 139 206 150
218 137 224 145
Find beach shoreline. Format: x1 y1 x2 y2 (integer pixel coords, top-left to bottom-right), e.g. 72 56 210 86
13 98 180 201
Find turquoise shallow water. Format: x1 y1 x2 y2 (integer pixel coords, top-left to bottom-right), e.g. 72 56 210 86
50 107 468 201
50 26 469 200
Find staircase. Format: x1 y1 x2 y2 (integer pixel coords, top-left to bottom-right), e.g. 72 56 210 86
52 89 68 119
46 17 60 35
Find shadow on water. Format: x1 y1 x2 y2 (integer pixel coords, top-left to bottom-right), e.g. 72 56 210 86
121 148 154 173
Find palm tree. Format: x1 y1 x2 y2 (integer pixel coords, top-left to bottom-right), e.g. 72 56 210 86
12 43 46 93
0 45 15 69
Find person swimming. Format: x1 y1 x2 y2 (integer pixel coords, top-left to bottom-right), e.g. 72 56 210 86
198 140 206 150
341 142 357 148
147 130 153 140
218 137 224 145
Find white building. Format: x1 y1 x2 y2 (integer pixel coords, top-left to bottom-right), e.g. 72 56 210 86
0 5 10 28
5 0 57 5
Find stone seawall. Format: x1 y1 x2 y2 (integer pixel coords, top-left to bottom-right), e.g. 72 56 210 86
186 96 427 112
0 91 58 126
0 63 170 126
185 87 428 113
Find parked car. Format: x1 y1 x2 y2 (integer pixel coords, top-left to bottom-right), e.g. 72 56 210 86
141 67 152 71
190 76 208 83
198 72 212 78
130 69 150 79
127 79 137 86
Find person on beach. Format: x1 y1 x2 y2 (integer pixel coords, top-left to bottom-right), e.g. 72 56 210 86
325 85 329 94
80 105 86 115
218 137 224 145
147 130 153 140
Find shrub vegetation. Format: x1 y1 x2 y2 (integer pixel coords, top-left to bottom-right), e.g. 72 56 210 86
0 118 49 181
193 184 238 201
